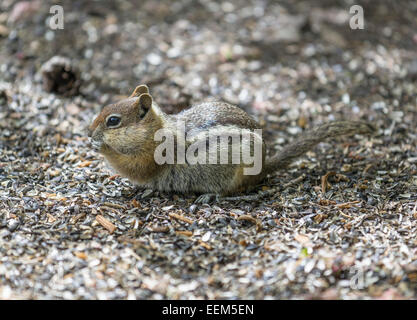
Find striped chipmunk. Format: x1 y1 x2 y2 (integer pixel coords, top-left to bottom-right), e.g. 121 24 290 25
88 84 375 203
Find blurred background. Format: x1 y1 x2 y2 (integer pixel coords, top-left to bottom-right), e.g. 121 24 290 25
1 0 416 116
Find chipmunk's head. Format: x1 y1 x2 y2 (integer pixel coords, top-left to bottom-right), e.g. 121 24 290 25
88 84 163 155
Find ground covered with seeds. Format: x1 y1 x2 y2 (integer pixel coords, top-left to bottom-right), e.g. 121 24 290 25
0 0 416 299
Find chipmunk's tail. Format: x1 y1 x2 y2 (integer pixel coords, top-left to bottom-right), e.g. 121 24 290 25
264 121 375 175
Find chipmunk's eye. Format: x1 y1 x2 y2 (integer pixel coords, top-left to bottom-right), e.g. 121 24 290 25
106 115 121 128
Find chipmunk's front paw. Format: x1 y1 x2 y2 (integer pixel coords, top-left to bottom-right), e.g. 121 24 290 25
194 193 219 204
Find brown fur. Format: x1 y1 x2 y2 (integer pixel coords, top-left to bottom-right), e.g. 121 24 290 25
88 84 375 195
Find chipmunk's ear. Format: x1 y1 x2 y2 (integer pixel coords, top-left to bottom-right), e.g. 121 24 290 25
136 93 153 119
130 84 149 98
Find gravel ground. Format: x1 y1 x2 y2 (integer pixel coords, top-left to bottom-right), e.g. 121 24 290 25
0 0 416 299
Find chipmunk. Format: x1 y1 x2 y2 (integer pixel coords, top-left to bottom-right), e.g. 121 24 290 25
88 84 374 202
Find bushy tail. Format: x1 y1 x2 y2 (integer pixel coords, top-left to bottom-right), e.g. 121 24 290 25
264 121 375 174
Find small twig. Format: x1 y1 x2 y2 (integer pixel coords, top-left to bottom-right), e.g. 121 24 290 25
175 230 193 237
168 212 194 224
78 160 92 168
95 215 116 234
102 202 126 210
237 215 258 224
150 225 170 233
282 173 306 189
339 211 354 219
321 171 336 194
335 200 361 209
238 214 262 231
198 240 212 250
